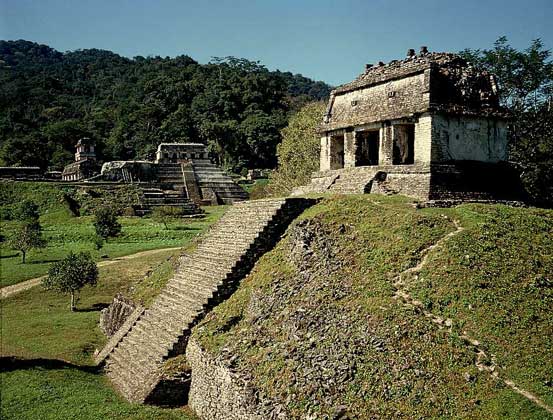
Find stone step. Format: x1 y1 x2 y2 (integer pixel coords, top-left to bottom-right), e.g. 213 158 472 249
100 197 316 404
159 287 209 309
179 255 236 274
164 281 217 304
173 268 227 288
154 292 205 314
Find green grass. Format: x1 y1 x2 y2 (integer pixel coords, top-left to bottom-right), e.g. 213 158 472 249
411 203 553 408
1 249 197 420
194 195 553 419
1 205 227 287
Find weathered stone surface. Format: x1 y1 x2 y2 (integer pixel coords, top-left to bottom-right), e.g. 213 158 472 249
187 338 268 420
97 198 317 404
99 294 138 337
297 48 525 204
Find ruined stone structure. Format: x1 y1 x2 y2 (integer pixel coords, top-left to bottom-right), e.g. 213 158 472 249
97 143 248 207
62 137 99 181
0 166 43 180
155 143 209 163
95 198 316 404
294 48 524 202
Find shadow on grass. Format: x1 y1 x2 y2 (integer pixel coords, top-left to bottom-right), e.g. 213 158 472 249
0 253 20 259
27 259 61 264
74 303 110 312
0 356 100 374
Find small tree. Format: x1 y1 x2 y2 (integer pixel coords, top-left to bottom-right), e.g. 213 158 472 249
14 200 40 222
152 206 184 229
268 102 326 196
93 206 121 240
7 221 46 263
43 251 98 311
92 234 104 250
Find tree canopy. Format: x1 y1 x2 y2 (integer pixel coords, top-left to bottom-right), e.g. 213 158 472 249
268 102 326 196
0 41 332 173
43 251 98 311
461 37 553 204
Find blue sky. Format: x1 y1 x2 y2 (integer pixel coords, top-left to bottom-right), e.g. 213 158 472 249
1 0 551 85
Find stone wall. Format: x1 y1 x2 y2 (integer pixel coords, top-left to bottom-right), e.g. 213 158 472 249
99 294 138 337
430 114 508 163
327 72 429 131
100 161 158 182
187 338 272 420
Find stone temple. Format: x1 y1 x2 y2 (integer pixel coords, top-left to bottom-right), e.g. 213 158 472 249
61 141 247 214
294 47 525 202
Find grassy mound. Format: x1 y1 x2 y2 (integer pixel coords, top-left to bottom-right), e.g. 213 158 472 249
193 195 553 419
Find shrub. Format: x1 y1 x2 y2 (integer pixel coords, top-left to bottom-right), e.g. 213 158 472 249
13 200 40 222
151 206 186 229
93 206 122 240
7 221 46 263
43 251 98 311
268 102 325 196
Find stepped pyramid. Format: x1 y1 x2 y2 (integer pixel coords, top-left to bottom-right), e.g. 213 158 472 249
191 159 249 204
133 188 202 217
95 198 316 403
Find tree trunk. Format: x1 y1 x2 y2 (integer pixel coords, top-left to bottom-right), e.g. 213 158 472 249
70 291 75 312
21 250 26 264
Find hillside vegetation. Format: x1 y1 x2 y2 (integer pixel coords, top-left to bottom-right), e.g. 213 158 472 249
194 195 553 419
0 40 331 173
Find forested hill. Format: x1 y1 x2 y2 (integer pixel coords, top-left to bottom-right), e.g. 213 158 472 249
0 40 332 172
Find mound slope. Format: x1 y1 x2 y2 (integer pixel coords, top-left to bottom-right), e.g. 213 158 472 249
192 195 552 419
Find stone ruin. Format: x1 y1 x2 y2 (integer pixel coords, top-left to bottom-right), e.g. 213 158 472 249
62 137 99 181
60 141 248 215
294 47 526 203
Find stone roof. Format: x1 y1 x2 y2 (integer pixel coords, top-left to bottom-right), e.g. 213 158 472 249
333 52 464 94
157 143 206 148
321 51 509 131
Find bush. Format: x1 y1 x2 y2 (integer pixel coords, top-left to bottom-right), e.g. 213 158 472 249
151 206 186 229
13 200 40 222
7 220 46 263
93 206 122 240
268 102 325 196
43 251 98 311
0 206 13 221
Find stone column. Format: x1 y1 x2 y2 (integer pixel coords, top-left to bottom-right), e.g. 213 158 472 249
379 125 394 165
343 131 357 168
320 135 330 171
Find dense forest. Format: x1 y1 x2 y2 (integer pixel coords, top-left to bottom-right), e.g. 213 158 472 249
0 40 332 172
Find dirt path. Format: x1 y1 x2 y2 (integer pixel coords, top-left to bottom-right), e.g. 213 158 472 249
1 247 182 300
393 217 553 415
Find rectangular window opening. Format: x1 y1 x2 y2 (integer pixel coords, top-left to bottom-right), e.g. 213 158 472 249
329 135 345 170
393 124 415 165
355 130 379 166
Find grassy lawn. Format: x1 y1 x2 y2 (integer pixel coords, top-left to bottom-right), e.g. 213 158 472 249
1 248 197 419
1 205 227 287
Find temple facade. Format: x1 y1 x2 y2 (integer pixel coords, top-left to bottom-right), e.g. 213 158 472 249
62 137 99 181
295 47 524 202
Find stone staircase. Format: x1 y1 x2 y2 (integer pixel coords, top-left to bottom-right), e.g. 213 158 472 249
157 163 185 190
192 159 249 204
133 188 202 216
293 167 382 196
96 197 316 404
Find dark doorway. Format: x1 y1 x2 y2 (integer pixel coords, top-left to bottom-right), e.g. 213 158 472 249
355 130 380 166
330 135 345 169
393 124 415 165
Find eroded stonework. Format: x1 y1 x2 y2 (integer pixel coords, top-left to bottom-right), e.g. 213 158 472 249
295 48 524 202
